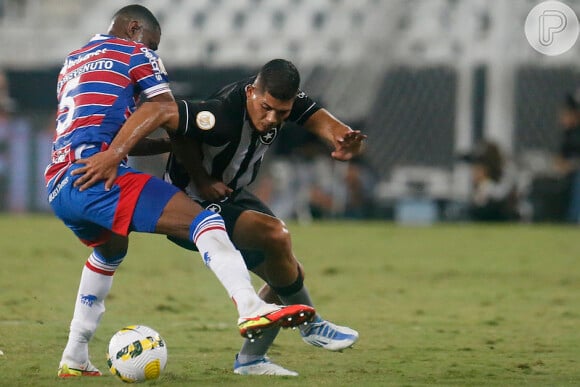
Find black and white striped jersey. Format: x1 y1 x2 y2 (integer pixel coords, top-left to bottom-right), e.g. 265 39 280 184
164 76 320 200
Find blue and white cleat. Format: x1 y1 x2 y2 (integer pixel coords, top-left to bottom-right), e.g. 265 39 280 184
300 318 359 351
233 354 298 376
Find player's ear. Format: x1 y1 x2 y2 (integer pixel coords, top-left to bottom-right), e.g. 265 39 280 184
126 20 142 40
245 84 255 100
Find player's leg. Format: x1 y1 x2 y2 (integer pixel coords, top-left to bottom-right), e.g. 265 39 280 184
232 209 358 352
58 233 128 377
256 279 359 352
155 191 266 317
52 165 309 377
233 211 302 287
49 164 132 377
134 177 314 338
231 264 297 376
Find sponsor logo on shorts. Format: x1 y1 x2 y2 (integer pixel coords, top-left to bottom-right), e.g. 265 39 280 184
48 176 69 203
196 111 216 130
206 203 222 213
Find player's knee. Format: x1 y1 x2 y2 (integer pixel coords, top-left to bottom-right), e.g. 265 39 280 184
261 217 292 252
94 234 128 263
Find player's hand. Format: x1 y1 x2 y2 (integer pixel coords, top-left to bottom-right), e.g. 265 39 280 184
331 130 367 161
72 150 122 192
194 175 233 202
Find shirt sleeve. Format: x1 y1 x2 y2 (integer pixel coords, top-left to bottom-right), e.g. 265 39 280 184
176 99 233 145
129 45 171 98
288 90 321 125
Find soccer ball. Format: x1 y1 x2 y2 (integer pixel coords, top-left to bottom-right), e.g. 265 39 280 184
106 325 167 383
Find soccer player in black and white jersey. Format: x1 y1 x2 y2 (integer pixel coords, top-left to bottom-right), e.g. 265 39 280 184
90 59 366 376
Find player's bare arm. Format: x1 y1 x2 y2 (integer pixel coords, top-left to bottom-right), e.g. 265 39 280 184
72 101 180 191
304 109 367 161
130 137 172 156
171 135 233 201
128 91 175 156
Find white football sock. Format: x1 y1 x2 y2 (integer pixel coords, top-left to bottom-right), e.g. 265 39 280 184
61 252 121 365
190 211 264 317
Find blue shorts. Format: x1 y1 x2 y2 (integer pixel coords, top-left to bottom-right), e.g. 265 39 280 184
48 162 180 247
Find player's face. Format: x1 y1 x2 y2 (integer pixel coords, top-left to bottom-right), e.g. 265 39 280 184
138 26 161 51
246 85 294 132
127 21 161 51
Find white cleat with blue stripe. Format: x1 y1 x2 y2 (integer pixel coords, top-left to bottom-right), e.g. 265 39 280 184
300 318 359 351
233 355 298 376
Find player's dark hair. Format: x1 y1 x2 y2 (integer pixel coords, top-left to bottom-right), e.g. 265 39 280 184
256 59 300 100
113 4 160 31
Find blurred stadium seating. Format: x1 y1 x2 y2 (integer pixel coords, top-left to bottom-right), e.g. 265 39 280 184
1 0 580 219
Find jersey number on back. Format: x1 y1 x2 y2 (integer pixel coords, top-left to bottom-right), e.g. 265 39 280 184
56 76 81 136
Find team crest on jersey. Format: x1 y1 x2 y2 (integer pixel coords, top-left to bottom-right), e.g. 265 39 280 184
206 203 222 213
196 111 216 130
259 128 277 144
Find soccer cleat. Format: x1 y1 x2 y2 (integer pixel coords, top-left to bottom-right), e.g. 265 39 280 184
301 318 359 351
57 361 102 378
238 304 315 340
233 354 298 376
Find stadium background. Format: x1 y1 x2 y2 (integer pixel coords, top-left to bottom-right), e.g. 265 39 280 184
0 0 578 221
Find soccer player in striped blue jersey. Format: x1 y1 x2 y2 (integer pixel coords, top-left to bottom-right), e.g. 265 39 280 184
47 6 314 379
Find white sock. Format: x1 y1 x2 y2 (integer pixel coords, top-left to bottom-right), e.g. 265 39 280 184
190 211 264 317
61 252 121 365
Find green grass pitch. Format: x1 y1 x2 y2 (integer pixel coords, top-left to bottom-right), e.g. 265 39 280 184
0 215 579 386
